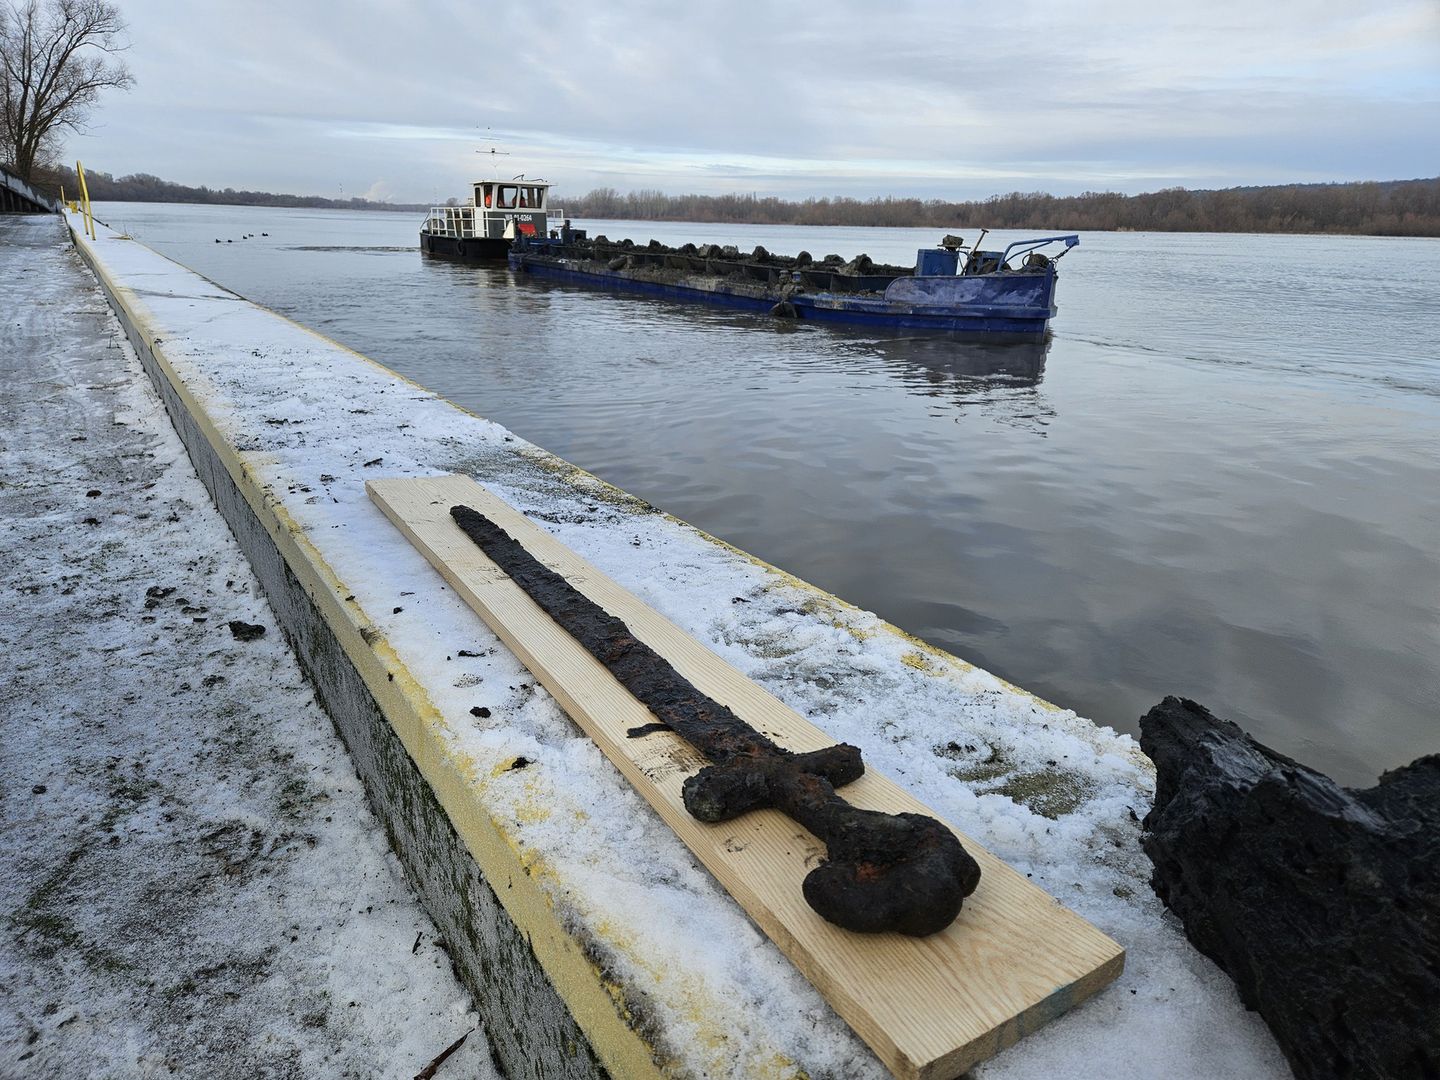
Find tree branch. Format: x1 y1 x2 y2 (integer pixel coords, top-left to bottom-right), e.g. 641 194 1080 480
1 0 129 177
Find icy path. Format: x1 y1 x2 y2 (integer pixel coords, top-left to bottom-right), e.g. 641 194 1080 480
0 216 497 1078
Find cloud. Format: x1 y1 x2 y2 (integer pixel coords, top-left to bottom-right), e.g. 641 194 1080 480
69 0 1439 201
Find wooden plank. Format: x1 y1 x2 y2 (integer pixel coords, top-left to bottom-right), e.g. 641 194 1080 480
367 474 1124 1080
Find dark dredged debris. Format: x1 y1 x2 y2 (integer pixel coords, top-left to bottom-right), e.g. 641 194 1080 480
227 620 266 642
448 503 980 936
414 1028 473 1080
1141 696 1440 1080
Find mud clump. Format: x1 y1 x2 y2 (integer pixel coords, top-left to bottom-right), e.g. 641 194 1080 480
227 620 266 642
1141 696 1440 1080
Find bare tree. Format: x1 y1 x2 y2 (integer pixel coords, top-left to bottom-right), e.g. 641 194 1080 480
0 0 131 181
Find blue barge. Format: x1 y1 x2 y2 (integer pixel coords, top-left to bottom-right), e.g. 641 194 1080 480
507 231 1079 337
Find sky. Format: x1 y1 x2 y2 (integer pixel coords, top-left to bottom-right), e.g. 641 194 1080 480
61 0 1440 204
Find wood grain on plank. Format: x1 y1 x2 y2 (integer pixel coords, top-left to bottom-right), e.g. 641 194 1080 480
367 474 1124 1080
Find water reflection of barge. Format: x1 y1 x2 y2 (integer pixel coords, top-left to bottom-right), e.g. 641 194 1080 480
822 328 1051 429
867 332 1049 390
509 230 1078 338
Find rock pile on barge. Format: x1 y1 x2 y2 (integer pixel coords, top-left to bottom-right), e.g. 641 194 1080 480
585 236 914 296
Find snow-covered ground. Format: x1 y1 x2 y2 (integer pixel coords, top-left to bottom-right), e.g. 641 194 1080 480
15 211 1293 1078
0 215 497 1079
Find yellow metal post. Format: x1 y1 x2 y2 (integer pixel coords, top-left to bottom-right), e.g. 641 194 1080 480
75 161 95 240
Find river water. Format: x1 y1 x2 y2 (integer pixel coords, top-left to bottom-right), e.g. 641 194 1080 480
94 201 1440 786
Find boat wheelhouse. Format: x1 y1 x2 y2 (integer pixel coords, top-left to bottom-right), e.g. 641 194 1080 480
420 175 562 261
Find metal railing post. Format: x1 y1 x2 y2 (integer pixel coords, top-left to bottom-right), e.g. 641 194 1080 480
75 161 95 240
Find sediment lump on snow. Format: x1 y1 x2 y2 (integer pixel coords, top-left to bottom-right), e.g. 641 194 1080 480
1140 696 1440 1080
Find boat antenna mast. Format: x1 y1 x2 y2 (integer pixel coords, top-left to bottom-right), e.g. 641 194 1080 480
476 129 511 180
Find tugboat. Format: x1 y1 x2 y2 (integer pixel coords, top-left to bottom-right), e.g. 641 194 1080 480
420 171 561 261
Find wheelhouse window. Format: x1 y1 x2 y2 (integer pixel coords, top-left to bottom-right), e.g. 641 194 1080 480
474 183 547 211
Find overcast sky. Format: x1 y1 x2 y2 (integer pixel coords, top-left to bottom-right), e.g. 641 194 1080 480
63 0 1439 203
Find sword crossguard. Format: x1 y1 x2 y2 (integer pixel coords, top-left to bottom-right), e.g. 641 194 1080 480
682 744 864 821
684 744 981 936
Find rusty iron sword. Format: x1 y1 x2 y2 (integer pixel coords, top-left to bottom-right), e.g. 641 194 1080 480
450 504 980 936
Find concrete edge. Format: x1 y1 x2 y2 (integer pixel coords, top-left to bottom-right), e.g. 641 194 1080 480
67 219 666 1080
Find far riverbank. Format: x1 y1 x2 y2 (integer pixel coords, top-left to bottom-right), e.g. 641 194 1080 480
50 167 1440 236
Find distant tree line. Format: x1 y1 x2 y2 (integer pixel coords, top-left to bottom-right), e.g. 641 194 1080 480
31 164 1440 236
43 165 427 211
557 179 1440 237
